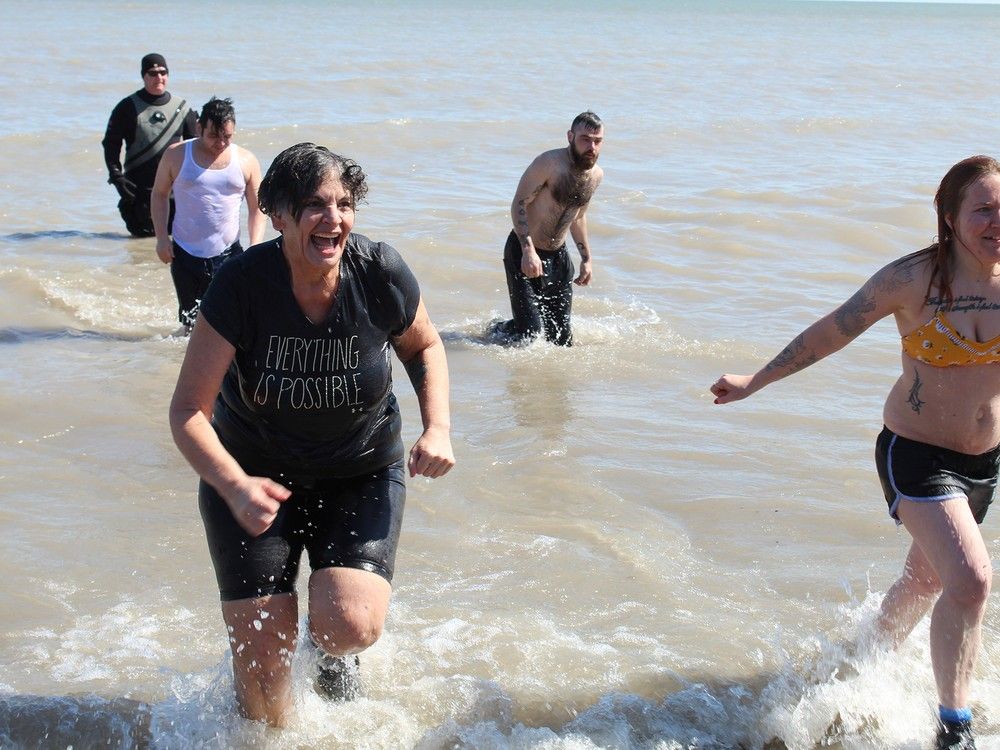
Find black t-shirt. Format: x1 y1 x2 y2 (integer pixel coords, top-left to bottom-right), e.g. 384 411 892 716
199 234 421 480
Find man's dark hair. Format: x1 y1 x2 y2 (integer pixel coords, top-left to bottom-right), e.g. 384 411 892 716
198 97 236 131
259 142 369 219
571 111 602 132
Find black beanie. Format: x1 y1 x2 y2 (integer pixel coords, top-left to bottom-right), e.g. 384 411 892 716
141 53 168 76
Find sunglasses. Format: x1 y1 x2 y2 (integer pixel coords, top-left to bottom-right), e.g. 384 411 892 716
144 69 168 77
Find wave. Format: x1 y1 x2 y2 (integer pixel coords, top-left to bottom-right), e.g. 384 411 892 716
0 265 182 338
1 230 132 243
0 326 165 344
3 592 991 749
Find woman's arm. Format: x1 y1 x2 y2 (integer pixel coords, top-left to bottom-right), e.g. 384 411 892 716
169 316 290 534
391 297 455 478
711 258 916 404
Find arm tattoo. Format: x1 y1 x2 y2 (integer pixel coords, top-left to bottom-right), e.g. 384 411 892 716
403 357 428 392
876 261 914 293
516 202 529 236
515 183 545 243
764 333 818 374
835 263 913 337
576 241 590 261
906 369 925 414
835 287 876 338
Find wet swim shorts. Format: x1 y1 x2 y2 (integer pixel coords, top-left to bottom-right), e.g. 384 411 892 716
875 426 999 524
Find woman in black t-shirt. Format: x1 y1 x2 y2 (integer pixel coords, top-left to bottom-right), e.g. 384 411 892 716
170 143 455 726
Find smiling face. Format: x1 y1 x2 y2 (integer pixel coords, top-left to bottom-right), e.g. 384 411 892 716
273 172 356 277
949 172 1000 268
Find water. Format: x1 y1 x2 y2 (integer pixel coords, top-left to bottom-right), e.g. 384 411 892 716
1 0 999 747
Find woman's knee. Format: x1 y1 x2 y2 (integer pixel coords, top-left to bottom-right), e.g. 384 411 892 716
309 599 385 654
903 568 943 599
944 562 992 609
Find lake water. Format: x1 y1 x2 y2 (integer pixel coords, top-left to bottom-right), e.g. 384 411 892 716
1 0 999 747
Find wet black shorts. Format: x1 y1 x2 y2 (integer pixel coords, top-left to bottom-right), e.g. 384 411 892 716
875 426 999 524
199 460 406 601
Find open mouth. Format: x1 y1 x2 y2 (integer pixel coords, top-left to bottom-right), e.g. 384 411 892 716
311 233 341 250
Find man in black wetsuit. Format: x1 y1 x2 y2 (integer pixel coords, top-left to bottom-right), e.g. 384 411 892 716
102 53 198 237
494 111 605 346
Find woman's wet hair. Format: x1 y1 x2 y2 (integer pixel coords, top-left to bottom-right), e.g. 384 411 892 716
259 142 368 220
920 155 1000 306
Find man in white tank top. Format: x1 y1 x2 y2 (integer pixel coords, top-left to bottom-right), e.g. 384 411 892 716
152 97 264 330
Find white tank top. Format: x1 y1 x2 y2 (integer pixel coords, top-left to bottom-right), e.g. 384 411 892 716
171 141 245 258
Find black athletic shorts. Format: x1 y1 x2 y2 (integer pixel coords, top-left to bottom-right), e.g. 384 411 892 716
199 460 406 601
875 426 1000 524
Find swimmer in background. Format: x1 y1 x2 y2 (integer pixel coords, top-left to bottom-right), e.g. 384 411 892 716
492 111 604 346
710 155 1000 750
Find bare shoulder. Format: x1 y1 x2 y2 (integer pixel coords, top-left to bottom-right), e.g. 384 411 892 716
236 144 259 163
236 145 261 173
832 250 930 337
527 148 562 175
155 140 185 181
515 150 557 194
163 139 186 159
875 250 932 301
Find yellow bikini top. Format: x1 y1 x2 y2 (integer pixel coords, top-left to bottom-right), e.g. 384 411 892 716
901 313 1000 366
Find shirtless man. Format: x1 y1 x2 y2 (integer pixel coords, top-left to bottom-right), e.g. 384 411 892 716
494 111 604 346
152 97 264 330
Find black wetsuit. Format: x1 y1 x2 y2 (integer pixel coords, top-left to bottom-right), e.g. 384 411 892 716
197 235 421 600
497 230 575 346
102 90 197 236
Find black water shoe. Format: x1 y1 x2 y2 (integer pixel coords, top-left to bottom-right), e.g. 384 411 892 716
315 653 362 701
936 719 976 750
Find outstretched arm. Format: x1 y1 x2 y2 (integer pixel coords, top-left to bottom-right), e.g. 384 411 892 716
711 259 914 404
170 316 291 535
392 298 455 478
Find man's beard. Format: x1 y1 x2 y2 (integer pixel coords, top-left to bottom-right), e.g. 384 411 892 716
570 142 597 170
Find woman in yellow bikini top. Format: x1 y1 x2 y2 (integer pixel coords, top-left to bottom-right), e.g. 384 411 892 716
710 155 1000 749
901 312 1000 366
